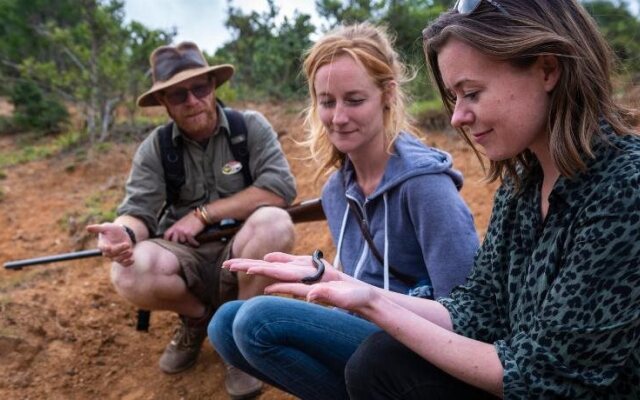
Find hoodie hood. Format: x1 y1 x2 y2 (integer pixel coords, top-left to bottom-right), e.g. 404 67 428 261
341 133 463 201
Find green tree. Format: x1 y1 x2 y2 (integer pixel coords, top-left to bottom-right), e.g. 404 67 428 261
315 0 387 26
0 0 82 131
315 0 446 101
10 80 69 133
0 0 83 76
216 0 314 99
0 0 173 140
123 21 175 124
583 0 640 75
381 0 448 101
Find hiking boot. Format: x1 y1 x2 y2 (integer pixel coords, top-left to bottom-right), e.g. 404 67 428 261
225 364 263 400
159 310 211 374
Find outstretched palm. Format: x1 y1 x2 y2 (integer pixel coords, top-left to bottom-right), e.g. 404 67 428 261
224 251 341 283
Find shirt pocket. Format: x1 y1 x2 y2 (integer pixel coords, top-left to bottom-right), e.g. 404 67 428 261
177 178 207 206
215 162 247 198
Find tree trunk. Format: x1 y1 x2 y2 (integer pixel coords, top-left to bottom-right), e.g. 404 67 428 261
85 0 100 144
86 105 96 143
99 97 119 142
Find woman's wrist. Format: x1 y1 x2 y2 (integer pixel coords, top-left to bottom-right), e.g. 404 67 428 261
359 291 395 321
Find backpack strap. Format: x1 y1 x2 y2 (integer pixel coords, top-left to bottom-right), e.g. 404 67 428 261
222 108 253 186
158 121 184 207
346 198 418 287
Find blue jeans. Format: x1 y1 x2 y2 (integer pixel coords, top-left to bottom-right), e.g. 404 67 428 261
208 296 380 400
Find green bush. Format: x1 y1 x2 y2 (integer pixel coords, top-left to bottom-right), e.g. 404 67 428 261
408 98 444 117
0 116 16 134
53 130 83 150
0 131 84 168
10 81 69 134
409 99 451 133
216 84 238 104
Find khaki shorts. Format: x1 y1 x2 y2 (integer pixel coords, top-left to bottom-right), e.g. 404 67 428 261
150 238 238 310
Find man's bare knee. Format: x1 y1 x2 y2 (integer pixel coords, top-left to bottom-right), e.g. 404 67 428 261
109 241 179 299
248 207 294 247
233 206 295 259
247 207 295 245
110 262 136 294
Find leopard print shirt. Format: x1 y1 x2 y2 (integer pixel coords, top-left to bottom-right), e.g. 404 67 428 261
439 123 640 399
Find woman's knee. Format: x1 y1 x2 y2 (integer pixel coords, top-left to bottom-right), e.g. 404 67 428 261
346 331 481 400
208 300 244 355
345 331 413 398
231 296 290 350
345 331 388 386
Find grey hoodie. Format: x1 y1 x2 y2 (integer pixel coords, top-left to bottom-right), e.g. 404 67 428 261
321 132 478 298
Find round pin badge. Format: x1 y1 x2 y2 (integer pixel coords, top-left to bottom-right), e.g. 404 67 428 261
222 160 243 175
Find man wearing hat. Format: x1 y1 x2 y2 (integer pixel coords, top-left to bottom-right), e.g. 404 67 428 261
87 42 296 399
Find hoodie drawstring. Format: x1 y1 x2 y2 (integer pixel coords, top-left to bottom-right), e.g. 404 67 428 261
382 192 389 290
332 203 350 271
383 193 390 291
343 196 390 288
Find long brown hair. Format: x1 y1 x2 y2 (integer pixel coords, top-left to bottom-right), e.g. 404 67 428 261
302 22 421 180
423 0 636 185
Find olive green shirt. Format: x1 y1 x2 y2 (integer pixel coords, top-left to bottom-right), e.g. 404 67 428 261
117 104 296 235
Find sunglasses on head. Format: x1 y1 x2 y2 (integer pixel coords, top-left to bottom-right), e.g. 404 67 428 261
454 0 510 15
162 82 213 106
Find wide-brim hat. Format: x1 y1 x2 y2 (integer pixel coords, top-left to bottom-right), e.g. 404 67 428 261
137 41 234 107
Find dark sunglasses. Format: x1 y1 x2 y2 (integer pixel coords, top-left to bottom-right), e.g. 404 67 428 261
163 83 213 105
454 0 510 15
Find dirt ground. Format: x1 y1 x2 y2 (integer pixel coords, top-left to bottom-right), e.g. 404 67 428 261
0 101 497 399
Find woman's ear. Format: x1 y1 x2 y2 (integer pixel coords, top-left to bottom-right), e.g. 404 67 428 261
539 55 561 93
383 80 398 109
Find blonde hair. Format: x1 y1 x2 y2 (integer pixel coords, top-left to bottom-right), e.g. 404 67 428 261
423 0 636 186
302 22 420 180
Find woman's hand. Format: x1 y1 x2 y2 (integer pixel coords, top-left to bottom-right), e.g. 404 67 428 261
224 251 343 283
227 252 382 313
267 280 379 314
